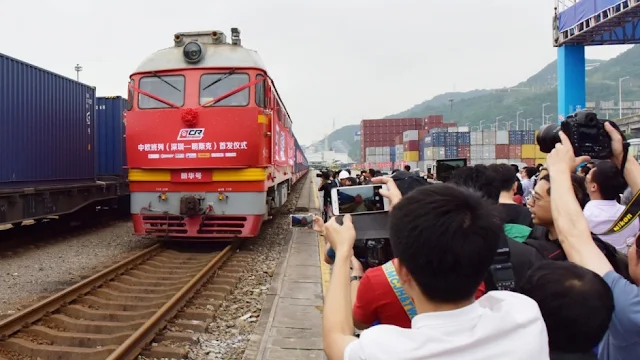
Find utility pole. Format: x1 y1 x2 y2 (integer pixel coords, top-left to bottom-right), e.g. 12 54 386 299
516 111 523 130
542 103 550 125
74 64 83 81
495 116 503 131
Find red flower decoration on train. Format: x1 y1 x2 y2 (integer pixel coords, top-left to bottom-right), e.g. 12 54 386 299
181 108 199 127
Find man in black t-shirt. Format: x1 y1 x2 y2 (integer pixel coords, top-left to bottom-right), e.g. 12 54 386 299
488 164 534 242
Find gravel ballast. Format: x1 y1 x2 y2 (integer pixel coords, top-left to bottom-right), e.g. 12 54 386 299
183 180 307 360
0 220 156 316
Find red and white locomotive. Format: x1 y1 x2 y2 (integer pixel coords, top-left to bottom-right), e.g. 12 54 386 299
124 28 308 240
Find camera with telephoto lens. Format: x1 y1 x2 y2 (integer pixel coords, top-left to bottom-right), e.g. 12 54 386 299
353 238 393 270
536 111 622 159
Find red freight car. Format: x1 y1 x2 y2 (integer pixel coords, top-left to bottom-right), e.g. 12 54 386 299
124 28 308 240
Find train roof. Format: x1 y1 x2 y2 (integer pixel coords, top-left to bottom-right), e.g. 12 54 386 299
133 30 267 74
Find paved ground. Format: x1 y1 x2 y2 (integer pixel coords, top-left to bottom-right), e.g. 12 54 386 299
244 174 330 360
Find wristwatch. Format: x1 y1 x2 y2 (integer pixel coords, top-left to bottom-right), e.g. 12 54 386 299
350 275 362 282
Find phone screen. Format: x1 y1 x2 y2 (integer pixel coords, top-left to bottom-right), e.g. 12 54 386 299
291 214 313 228
335 185 385 214
436 159 467 183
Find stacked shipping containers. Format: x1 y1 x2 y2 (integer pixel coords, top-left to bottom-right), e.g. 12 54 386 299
360 117 432 168
419 127 546 170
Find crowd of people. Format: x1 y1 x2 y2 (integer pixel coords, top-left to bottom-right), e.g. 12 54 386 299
314 123 640 360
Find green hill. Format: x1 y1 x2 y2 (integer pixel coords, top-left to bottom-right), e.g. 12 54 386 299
311 45 640 162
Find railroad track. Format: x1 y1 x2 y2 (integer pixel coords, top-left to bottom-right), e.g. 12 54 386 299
0 239 249 360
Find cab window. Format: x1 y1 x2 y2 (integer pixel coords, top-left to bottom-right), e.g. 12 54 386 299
138 75 185 109
200 73 250 106
256 74 266 108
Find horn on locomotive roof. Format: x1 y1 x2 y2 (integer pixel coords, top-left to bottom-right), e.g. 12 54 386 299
172 28 241 47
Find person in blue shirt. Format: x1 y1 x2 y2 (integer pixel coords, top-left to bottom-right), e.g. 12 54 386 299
545 125 640 360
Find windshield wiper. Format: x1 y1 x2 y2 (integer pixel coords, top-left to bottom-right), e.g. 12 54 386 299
151 71 181 92
202 68 236 91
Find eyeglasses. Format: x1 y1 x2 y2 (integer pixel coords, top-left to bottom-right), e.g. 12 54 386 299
627 234 640 256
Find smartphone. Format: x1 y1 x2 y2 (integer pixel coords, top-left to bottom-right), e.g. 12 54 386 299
435 158 467 183
330 184 389 216
290 214 314 228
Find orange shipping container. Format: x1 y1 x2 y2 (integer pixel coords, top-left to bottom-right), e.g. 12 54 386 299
522 145 536 159
508 145 522 159
495 145 509 159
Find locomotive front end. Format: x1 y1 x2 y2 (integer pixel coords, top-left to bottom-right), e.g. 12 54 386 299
125 29 285 240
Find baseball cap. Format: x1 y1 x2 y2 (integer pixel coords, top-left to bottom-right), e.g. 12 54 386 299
338 171 349 179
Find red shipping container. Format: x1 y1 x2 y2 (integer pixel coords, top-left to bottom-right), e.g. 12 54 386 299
457 145 470 158
426 115 444 124
403 140 419 152
522 159 534 166
508 145 522 159
395 135 403 145
418 129 430 139
441 123 457 128
495 145 509 159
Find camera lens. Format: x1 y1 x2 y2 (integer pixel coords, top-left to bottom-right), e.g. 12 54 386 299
183 42 203 63
536 124 562 153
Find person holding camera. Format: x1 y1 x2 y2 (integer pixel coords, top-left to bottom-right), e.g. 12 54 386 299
544 123 640 360
322 180 548 360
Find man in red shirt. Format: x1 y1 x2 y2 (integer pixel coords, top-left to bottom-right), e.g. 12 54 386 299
352 259 486 329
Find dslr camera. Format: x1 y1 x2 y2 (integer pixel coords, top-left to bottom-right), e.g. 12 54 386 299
536 110 622 159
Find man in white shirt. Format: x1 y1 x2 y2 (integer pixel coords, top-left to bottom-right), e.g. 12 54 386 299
584 160 639 253
321 179 549 360
521 167 537 198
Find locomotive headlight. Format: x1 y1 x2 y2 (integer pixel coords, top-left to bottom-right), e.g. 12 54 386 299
183 42 204 63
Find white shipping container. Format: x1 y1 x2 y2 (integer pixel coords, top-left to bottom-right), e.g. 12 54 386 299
435 147 445 160
509 159 523 165
470 131 483 145
382 147 390 154
458 126 470 132
496 159 509 164
496 130 509 145
423 147 434 160
481 145 496 159
366 147 375 155
447 127 458 132
470 145 483 159
403 130 419 141
482 130 496 145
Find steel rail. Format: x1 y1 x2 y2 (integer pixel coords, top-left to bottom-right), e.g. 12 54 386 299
106 239 241 360
0 244 163 338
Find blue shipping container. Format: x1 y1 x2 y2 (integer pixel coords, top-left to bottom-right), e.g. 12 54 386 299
524 130 536 144
96 97 127 176
433 132 446 147
457 132 470 146
445 146 458 159
0 53 96 184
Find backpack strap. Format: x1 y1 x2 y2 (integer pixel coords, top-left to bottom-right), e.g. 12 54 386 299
382 261 417 319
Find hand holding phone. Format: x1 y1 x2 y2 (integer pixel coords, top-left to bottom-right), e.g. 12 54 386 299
330 184 390 216
290 214 314 228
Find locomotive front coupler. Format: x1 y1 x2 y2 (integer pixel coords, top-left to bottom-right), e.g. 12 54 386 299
179 195 206 217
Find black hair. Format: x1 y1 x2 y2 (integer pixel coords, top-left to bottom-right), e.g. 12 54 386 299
539 173 589 209
591 160 627 201
579 165 591 176
322 172 330 180
448 165 500 202
368 168 376 177
524 166 538 179
389 184 502 302
536 163 544 170
488 163 519 193
404 165 411 171
520 261 614 353
346 177 358 186
510 164 519 174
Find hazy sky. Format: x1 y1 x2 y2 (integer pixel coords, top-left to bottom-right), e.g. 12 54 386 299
0 0 631 145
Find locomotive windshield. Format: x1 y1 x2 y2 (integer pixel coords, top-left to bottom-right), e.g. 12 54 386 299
200 72 249 107
138 75 185 109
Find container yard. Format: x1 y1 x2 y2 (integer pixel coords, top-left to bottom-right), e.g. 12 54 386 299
0 53 129 226
358 115 547 172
